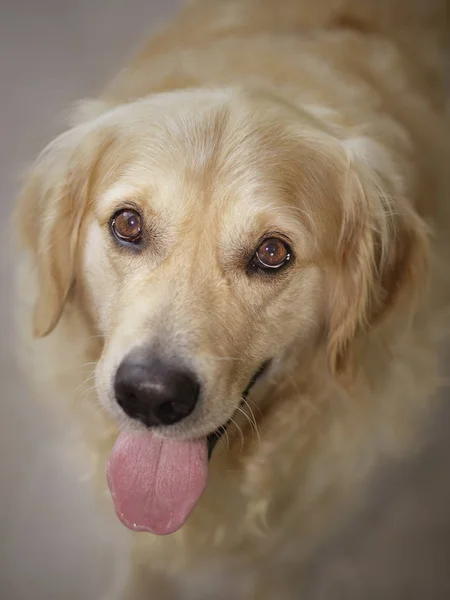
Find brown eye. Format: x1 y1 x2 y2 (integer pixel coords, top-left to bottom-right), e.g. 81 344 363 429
253 237 292 270
111 209 142 244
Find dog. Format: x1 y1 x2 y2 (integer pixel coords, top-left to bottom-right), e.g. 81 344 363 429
14 0 450 597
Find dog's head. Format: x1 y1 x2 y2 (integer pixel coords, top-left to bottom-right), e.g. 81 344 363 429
17 88 428 534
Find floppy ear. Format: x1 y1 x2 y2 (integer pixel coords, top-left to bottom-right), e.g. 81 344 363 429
16 124 111 338
327 141 430 382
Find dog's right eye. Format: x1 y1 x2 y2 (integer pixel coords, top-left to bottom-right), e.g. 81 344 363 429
111 209 142 245
249 237 292 273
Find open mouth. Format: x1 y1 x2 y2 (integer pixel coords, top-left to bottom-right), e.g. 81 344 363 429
107 359 271 536
206 360 271 459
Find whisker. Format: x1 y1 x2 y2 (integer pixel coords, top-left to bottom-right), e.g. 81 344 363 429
80 383 97 401
77 384 100 413
218 434 228 454
229 417 245 452
238 401 261 449
240 398 259 430
244 396 263 418
223 428 230 452
235 404 253 428
72 372 97 396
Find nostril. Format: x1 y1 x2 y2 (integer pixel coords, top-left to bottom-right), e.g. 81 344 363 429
155 396 198 424
155 400 180 425
127 392 139 405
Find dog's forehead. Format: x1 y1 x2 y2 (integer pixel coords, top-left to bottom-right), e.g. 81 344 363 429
92 95 293 192
94 118 287 216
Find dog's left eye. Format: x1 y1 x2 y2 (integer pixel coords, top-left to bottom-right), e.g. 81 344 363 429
252 237 292 271
111 209 142 244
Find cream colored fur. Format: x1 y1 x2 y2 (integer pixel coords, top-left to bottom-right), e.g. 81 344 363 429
15 1 450 598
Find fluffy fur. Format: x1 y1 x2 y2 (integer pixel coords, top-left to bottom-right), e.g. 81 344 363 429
15 1 450 598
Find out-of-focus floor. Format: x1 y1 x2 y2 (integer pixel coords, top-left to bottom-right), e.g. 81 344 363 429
0 1 449 599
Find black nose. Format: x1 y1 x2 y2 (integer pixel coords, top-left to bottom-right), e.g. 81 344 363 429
114 351 200 427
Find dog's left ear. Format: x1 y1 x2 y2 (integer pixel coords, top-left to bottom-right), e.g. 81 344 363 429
327 140 430 382
15 123 113 338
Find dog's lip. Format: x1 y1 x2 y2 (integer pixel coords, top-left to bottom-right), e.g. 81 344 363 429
207 360 271 459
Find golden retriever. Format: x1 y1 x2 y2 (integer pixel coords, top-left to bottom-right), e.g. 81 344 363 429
14 0 450 597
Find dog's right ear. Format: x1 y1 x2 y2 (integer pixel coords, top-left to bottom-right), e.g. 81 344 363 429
15 122 114 338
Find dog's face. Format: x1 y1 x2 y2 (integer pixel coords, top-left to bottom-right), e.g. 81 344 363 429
18 87 428 448
82 95 337 440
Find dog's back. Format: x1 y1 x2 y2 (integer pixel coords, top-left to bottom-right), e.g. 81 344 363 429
133 0 450 60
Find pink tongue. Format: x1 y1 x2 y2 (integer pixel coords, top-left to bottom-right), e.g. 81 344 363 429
107 431 208 535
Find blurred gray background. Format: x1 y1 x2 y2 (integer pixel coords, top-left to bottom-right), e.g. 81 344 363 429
1 1 449 599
